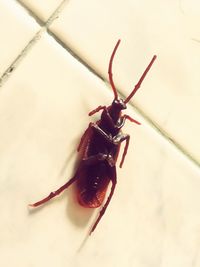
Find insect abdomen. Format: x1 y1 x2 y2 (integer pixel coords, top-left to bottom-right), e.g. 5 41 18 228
76 162 110 208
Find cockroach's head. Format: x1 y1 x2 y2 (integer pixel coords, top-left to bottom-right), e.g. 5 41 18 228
112 98 127 110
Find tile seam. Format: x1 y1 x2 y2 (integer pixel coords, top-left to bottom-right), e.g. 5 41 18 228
0 27 46 87
16 0 69 27
0 0 69 87
16 0 44 26
131 103 200 168
47 30 105 81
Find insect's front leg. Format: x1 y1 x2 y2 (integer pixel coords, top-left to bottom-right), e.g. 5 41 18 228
89 106 115 129
116 114 141 129
91 123 114 143
88 105 107 116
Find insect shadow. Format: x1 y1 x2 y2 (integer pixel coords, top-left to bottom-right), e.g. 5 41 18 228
58 136 95 229
28 138 94 231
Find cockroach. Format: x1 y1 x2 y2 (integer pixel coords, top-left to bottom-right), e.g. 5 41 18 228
29 40 156 234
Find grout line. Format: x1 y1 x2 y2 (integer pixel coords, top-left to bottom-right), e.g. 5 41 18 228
0 27 45 88
47 30 105 81
17 0 104 81
16 0 44 26
44 0 69 27
16 0 69 27
125 97 200 168
0 0 69 88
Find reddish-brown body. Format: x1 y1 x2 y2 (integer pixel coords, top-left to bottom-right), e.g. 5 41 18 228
29 40 156 234
76 116 121 208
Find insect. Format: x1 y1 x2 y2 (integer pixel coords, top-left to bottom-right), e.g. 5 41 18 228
29 40 156 234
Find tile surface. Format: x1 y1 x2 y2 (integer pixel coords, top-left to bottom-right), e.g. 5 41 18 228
0 32 200 267
0 0 39 77
50 0 200 162
0 2 200 267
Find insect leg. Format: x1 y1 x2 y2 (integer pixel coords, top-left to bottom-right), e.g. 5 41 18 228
88 105 107 116
91 124 130 167
82 153 108 165
109 132 130 168
122 114 141 125
78 118 112 152
119 135 130 168
91 123 113 143
89 106 116 130
77 123 93 152
29 175 78 208
116 115 141 129
82 152 115 168
90 167 117 234
78 120 118 153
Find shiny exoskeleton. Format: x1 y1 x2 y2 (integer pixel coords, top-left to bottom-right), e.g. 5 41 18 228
29 40 156 234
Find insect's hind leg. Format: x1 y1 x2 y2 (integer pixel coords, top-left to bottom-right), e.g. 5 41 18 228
90 167 117 234
29 175 78 208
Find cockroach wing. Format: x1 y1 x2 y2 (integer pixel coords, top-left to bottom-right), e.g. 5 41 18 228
76 162 112 208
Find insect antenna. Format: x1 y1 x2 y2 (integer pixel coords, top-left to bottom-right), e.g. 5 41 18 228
124 55 157 104
108 39 121 100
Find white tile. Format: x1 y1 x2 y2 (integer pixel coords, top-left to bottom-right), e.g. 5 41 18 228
50 0 200 162
18 0 65 21
0 32 200 267
0 0 39 77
